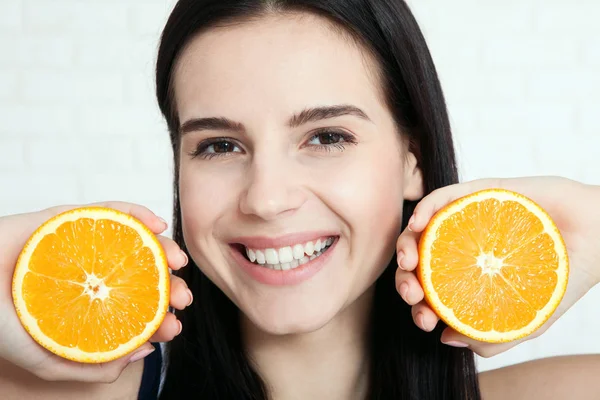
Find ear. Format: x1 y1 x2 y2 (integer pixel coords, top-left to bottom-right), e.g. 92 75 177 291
403 151 424 201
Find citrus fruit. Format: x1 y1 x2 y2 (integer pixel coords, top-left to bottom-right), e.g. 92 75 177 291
417 189 569 343
12 207 170 363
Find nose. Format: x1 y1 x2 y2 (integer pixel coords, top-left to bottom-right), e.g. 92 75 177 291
239 156 307 220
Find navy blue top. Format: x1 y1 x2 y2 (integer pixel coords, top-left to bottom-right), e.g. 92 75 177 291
138 342 162 400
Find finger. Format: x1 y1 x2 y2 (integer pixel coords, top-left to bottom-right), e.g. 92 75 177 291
148 312 182 343
411 301 440 332
170 274 193 310
157 235 188 271
440 327 520 357
409 179 503 232
396 227 420 272
395 268 424 306
89 201 169 234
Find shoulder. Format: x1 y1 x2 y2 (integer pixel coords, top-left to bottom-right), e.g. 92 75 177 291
479 355 600 400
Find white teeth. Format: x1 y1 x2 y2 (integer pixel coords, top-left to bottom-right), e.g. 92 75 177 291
293 244 304 260
246 248 256 263
244 237 335 269
278 247 294 263
309 250 323 261
255 250 266 264
261 254 316 270
314 239 322 252
305 241 315 256
265 248 279 264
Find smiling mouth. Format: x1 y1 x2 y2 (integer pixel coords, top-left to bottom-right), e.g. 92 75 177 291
233 236 337 271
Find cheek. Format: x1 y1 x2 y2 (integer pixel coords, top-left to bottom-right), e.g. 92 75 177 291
315 141 405 287
320 146 405 238
177 161 245 291
178 161 242 240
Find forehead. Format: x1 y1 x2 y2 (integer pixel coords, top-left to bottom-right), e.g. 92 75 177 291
173 13 385 123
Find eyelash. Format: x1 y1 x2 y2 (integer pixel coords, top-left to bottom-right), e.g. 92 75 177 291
189 129 357 160
305 129 357 153
189 137 242 160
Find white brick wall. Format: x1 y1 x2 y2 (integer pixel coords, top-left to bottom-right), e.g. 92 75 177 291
1 0 598 373
408 0 600 371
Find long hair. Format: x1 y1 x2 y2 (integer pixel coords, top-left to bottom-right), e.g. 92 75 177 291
156 1 481 398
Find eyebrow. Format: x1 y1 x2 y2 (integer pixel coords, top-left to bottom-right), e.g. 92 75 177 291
180 117 245 135
288 104 371 128
179 104 371 135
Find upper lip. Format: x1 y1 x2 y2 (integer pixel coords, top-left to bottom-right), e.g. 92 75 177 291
229 231 339 249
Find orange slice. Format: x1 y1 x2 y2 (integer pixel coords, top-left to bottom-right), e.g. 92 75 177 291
12 207 170 363
417 189 568 343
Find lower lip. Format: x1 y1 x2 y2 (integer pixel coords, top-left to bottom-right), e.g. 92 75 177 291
230 240 337 286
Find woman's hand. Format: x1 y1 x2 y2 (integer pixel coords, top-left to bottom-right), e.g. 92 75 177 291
395 176 600 357
0 202 191 382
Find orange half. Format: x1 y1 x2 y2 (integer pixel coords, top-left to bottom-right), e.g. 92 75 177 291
12 207 170 363
417 189 568 343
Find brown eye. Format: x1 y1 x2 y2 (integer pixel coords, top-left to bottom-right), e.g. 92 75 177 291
191 138 243 159
304 130 357 153
309 132 345 145
212 141 236 153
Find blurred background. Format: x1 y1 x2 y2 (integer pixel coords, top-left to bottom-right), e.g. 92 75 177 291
0 0 598 372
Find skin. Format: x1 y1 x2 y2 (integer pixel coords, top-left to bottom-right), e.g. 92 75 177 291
396 177 600 357
174 13 422 399
0 202 189 383
2 12 600 400
0 202 191 398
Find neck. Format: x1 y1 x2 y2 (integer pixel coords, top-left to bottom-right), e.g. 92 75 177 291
242 287 374 400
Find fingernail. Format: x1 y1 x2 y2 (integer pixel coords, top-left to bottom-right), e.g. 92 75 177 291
176 320 183 336
186 289 193 307
417 312 426 330
442 340 469 348
180 251 189 266
399 282 409 302
158 217 168 227
397 251 405 269
407 215 415 230
128 347 155 364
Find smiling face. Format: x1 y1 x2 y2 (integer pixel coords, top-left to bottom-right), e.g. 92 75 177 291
173 12 423 335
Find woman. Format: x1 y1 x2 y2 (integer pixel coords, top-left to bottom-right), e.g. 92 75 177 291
157 1 472 397
1 0 599 399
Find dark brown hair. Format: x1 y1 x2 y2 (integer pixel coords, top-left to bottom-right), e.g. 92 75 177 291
156 1 480 398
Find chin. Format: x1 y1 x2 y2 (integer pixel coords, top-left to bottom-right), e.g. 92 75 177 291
243 299 341 336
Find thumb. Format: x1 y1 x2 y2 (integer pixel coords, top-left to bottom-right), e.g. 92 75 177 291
126 342 157 364
440 327 520 358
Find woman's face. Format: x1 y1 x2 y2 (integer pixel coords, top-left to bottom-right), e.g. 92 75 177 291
174 13 423 335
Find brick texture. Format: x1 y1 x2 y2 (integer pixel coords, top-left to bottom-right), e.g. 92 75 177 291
1 0 599 373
